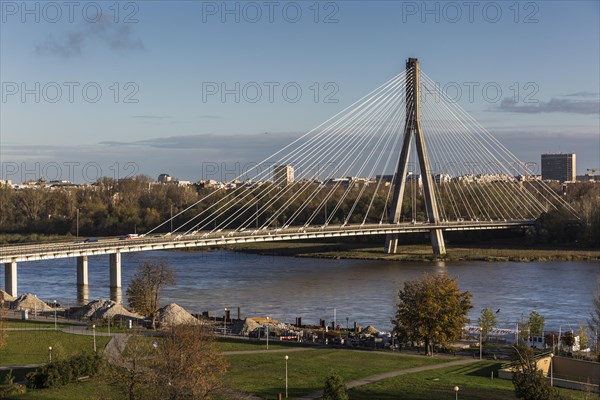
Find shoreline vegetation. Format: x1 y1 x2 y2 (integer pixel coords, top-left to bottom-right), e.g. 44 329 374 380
225 241 600 262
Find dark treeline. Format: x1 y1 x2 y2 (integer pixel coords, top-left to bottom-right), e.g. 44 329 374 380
0 176 598 247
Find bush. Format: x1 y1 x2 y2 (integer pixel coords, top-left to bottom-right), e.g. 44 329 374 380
0 370 27 398
26 353 102 389
321 371 348 400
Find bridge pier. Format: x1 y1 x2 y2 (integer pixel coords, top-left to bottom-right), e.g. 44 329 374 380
109 252 121 289
385 231 447 257
430 229 446 256
110 287 123 304
76 256 89 286
77 284 89 305
4 260 17 297
384 234 399 254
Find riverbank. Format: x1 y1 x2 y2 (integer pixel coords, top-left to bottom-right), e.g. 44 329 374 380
226 241 600 262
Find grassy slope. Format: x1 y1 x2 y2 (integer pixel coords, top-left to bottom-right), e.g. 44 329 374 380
223 350 450 399
348 361 593 400
0 331 111 365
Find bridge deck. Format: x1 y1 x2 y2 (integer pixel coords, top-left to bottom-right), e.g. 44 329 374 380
0 220 534 263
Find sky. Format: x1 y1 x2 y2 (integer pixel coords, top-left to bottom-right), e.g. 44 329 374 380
1 0 599 183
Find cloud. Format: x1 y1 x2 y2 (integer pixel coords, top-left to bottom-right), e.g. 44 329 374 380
131 115 172 120
35 16 144 58
562 92 600 98
98 132 299 152
2 127 598 183
496 98 600 115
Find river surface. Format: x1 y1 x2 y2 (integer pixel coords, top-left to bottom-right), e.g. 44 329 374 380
2 250 598 332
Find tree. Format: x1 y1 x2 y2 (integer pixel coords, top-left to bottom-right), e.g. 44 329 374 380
0 310 6 350
561 331 576 350
478 308 497 343
152 325 228 400
322 370 348 400
528 311 545 337
544 332 559 349
588 278 600 355
577 324 589 351
511 342 564 400
393 273 472 356
126 259 175 329
106 334 157 400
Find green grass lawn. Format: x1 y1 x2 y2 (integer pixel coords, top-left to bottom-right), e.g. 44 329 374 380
347 361 596 400
125 335 303 353
3 378 123 400
223 350 452 399
218 338 306 352
3 319 69 329
0 330 111 365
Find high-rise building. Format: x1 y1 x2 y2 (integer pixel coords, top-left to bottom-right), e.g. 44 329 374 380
273 165 294 186
541 153 576 182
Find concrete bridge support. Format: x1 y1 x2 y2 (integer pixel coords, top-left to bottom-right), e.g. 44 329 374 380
77 285 89 305
430 229 446 256
4 260 17 297
109 252 121 289
76 256 88 286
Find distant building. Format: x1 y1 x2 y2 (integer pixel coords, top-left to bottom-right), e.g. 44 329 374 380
434 174 451 185
273 165 294 186
541 154 576 182
158 173 172 183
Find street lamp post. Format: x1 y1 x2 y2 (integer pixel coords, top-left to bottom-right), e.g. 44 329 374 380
285 355 289 399
224 308 228 335
76 208 79 237
48 346 53 363
107 304 113 336
92 324 97 353
54 300 57 331
550 353 554 386
266 316 269 350
479 326 483 360
453 385 459 400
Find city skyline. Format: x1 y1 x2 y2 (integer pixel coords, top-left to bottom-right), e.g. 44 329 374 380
1 1 599 182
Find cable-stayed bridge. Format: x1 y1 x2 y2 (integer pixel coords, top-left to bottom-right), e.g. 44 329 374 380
1 58 577 298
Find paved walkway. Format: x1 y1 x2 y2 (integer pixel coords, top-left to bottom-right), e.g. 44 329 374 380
297 358 480 400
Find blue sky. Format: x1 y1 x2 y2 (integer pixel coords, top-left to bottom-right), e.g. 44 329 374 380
1 0 599 182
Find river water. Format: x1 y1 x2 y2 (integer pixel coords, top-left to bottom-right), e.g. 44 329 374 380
3 250 598 332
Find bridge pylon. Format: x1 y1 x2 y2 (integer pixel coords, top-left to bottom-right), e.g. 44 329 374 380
385 58 446 256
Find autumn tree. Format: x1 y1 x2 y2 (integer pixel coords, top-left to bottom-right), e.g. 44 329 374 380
561 331 576 350
106 334 157 400
544 332 559 349
152 325 228 400
0 308 6 350
393 273 472 356
126 259 175 329
528 311 545 337
511 342 564 400
478 308 497 343
588 278 600 356
578 323 589 351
